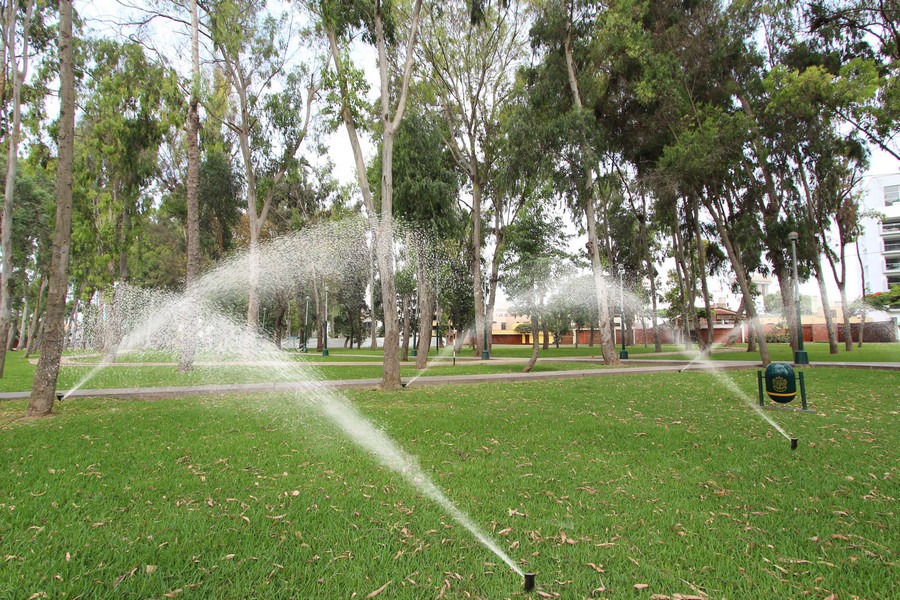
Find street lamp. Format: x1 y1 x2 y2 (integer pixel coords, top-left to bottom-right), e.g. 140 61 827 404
482 278 490 360
411 288 417 357
788 232 809 365
322 285 329 357
303 296 310 352
618 266 628 359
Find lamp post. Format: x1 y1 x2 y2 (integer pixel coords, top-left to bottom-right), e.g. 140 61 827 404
482 278 490 360
303 296 310 352
322 285 329 357
788 232 809 365
618 265 628 359
411 288 417 357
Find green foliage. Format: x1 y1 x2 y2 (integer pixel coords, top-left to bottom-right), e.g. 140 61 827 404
865 285 900 308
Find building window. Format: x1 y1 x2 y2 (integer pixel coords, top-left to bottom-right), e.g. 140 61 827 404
885 185 900 207
501 322 507 331
887 258 900 271
885 218 900 234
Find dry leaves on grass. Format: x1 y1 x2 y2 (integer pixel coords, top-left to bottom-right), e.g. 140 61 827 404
366 580 391 598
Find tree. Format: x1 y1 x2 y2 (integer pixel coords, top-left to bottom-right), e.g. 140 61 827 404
179 0 202 371
317 0 424 389
528 0 620 364
210 0 319 334
501 199 572 372
419 0 527 358
0 0 35 376
26 0 74 417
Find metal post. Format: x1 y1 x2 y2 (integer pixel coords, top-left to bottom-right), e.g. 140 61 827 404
411 289 417 357
618 265 628 359
323 286 329 357
303 296 310 352
757 370 764 407
482 277 490 360
799 371 808 411
788 231 809 365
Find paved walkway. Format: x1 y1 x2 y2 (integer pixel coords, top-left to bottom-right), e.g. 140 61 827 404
1 358 896 401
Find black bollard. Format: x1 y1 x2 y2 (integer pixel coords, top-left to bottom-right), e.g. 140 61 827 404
524 572 535 592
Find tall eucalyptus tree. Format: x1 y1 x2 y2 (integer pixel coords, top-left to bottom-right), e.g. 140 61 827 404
0 0 34 376
26 0 74 417
315 0 424 388
418 0 527 357
209 0 320 334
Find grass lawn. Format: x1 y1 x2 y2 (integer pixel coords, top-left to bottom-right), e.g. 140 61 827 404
1 370 896 598
0 352 611 394
632 343 900 364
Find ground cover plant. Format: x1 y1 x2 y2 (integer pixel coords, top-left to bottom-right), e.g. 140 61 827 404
1 369 896 598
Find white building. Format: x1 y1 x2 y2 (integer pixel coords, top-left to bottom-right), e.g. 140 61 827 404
856 172 900 296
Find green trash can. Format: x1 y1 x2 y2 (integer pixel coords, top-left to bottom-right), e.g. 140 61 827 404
765 363 797 404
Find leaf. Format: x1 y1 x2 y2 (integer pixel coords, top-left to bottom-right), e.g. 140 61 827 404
223 554 236 560
586 563 605 573
634 583 650 590
651 595 671 600
366 580 392 598
163 589 183 598
145 565 157 574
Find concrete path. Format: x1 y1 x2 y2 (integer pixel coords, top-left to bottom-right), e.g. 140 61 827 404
1 359 895 402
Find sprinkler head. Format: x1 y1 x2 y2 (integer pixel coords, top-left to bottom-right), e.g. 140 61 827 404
790 438 798 450
56 392 65 402
523 572 535 592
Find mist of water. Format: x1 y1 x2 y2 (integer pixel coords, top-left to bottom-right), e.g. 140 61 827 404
65 218 524 577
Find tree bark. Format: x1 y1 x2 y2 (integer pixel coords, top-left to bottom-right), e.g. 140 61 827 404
400 294 410 361
179 0 201 372
26 0 74 417
523 315 539 372
692 196 714 349
562 25 618 365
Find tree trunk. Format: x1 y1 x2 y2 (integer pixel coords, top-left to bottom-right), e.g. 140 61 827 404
523 314 539 373
813 257 839 354
563 27 618 365
369 243 378 349
0 0 33 378
471 179 486 357
415 259 433 369
179 0 201 372
26 0 74 417
692 196 714 349
671 218 693 350
400 294 410 361
838 282 853 351
704 194 770 365
541 317 549 350
273 299 287 349
25 277 46 357
15 299 27 350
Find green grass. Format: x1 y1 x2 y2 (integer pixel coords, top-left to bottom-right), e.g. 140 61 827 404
0 354 612 394
1 370 896 598
635 342 900 363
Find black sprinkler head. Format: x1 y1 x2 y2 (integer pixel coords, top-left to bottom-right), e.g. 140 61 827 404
56 393 65 402
523 572 535 592
790 438 798 450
